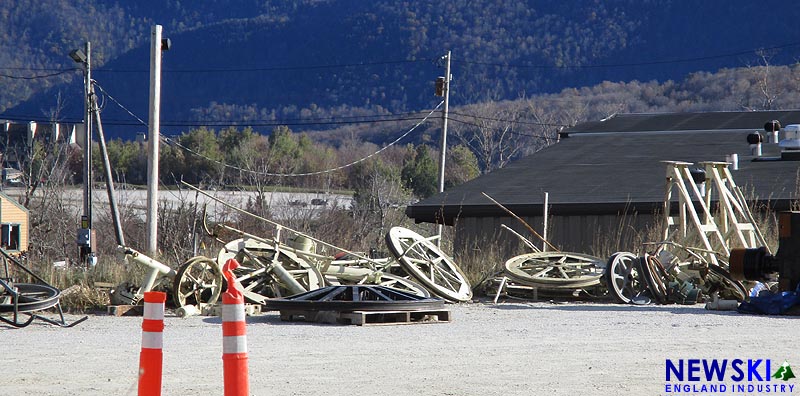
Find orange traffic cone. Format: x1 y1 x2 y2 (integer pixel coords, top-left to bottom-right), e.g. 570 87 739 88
138 291 166 396
221 258 249 396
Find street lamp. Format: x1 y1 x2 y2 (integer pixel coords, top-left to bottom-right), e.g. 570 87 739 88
69 49 87 64
71 42 94 266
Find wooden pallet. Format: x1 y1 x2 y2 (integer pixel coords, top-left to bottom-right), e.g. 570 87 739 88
279 309 451 326
107 304 143 316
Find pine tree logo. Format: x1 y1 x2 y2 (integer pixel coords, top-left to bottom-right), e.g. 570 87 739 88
772 361 796 381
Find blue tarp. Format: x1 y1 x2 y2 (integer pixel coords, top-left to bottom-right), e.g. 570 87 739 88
737 283 800 315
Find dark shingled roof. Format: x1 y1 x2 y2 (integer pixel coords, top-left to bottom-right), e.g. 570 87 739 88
407 111 800 225
562 110 800 134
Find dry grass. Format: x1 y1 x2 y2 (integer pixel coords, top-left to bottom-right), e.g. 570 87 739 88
17 173 798 311
59 283 110 312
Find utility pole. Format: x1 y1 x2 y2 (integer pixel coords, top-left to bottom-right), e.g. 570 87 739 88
435 51 452 245
92 89 126 247
70 42 93 265
146 25 165 256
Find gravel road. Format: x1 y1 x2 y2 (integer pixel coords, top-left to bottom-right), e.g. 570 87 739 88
3 302 798 395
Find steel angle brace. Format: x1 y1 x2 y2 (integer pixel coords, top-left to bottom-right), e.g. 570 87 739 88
700 162 771 253
661 161 727 265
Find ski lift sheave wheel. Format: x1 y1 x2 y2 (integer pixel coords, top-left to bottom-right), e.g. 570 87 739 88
605 252 649 304
373 273 431 298
0 283 60 313
503 251 604 289
640 254 669 304
385 227 472 303
173 256 223 307
219 238 325 303
704 264 748 302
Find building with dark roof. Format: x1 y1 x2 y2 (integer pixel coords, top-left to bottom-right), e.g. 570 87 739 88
406 111 800 257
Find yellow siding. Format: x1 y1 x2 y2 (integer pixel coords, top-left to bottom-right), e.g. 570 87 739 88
0 196 29 252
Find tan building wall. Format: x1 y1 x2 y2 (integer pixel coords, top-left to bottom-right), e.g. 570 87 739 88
0 193 29 252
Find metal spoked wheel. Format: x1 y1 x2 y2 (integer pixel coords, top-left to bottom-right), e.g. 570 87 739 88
704 264 748 302
220 238 325 303
0 283 61 313
605 252 648 304
385 227 472 303
503 252 604 289
173 256 223 307
640 254 669 304
374 273 431 298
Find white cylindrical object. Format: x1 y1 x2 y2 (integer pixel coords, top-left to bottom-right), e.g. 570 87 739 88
726 154 738 170
542 192 549 252
176 304 200 317
146 25 163 256
750 143 762 157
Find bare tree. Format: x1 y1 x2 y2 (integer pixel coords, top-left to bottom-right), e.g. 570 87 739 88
741 50 783 111
451 103 527 173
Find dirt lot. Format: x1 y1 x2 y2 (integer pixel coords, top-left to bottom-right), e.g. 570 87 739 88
3 301 799 395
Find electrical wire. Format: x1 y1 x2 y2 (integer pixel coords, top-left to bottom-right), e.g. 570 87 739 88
2 39 797 76
92 58 433 74
93 83 149 127
0 69 79 80
449 111 569 127
457 41 800 70
161 100 443 177
93 81 435 128
92 81 445 177
448 117 556 142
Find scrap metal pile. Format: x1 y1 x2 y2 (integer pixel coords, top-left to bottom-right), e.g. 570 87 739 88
481 161 773 307
604 161 768 306
168 184 473 312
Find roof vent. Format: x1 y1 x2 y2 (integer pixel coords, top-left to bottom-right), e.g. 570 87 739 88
764 120 781 143
689 168 706 196
725 153 739 170
747 132 763 156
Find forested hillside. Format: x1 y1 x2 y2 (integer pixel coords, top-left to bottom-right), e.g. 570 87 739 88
4 0 800 141
6 0 800 268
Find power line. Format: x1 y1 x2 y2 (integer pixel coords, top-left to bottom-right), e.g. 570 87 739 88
2 39 798 77
92 58 433 74
0 66 76 71
0 69 78 80
90 82 446 177
180 110 430 123
449 111 569 127
0 111 436 128
162 101 444 177
457 41 800 70
93 82 149 127
448 117 557 142
10 82 440 130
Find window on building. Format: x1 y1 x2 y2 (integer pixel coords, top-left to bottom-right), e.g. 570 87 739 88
1 223 20 251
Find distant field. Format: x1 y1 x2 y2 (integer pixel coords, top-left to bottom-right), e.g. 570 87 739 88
2 187 353 221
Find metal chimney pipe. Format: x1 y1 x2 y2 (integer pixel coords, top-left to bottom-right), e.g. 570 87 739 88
726 153 739 170
747 132 763 157
764 120 781 143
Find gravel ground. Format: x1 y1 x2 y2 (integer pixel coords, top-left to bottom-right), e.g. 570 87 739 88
3 301 799 395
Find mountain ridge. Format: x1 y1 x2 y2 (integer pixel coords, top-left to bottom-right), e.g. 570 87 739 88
3 0 800 141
